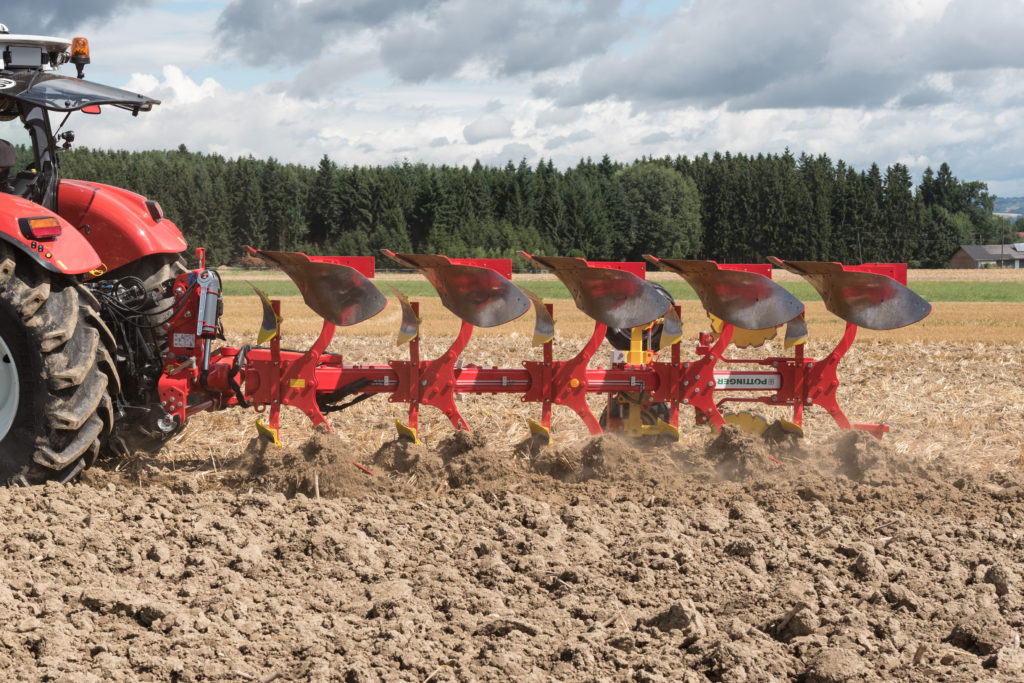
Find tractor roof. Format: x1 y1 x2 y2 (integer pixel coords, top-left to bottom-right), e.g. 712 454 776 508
0 25 158 115
0 31 71 54
0 71 159 115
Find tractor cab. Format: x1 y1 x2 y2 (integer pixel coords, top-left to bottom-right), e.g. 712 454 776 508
0 25 159 209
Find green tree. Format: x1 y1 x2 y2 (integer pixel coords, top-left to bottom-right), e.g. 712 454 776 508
613 163 701 260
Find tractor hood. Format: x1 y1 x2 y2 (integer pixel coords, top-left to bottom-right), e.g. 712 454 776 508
0 72 159 114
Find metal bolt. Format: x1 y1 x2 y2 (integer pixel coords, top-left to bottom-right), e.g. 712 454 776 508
806 398 813 404
421 380 428 386
683 381 689 386
695 374 701 380
160 401 166 407
683 363 690 369
771 396 778 402
693 388 700 394
707 381 714 388
807 362 814 368
772 361 779 367
682 398 689 404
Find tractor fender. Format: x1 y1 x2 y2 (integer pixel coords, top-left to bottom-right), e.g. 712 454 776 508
0 193 102 275
58 180 187 276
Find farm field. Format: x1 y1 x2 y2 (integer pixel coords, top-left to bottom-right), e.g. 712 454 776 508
1 272 1022 681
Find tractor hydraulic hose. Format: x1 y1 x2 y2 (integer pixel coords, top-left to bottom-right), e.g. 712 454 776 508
317 377 373 414
227 345 251 408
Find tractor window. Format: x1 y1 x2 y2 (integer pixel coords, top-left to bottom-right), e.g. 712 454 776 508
0 116 35 174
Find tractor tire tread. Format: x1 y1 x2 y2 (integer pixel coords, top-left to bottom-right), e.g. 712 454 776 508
45 325 100 391
51 365 108 431
0 243 118 484
83 305 117 352
35 285 79 352
0 254 14 285
8 278 49 319
97 393 113 436
36 414 104 469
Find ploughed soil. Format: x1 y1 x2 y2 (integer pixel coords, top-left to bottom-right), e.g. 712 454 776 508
1 427 1022 682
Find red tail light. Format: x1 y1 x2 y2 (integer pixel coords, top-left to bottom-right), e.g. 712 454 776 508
19 217 63 240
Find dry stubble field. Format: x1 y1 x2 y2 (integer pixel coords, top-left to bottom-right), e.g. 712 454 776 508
1 271 1022 681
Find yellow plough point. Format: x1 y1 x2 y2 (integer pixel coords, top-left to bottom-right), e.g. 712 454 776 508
527 418 552 444
255 419 282 447
395 419 421 445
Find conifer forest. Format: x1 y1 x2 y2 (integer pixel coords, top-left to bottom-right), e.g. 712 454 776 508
60 146 1013 268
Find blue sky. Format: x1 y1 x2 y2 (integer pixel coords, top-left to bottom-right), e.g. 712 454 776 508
4 0 1024 196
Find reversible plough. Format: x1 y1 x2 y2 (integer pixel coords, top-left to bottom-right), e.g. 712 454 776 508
154 249 931 447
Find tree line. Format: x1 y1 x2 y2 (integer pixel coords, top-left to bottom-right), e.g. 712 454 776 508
59 145 1017 268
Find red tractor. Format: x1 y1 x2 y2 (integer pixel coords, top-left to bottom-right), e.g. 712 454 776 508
0 27 188 484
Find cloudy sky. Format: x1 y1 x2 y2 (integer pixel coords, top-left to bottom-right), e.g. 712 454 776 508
4 0 1024 195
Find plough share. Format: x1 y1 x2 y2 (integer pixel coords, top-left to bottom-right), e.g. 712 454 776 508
154 248 931 447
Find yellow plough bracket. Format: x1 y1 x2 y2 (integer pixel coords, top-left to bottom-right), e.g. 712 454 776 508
617 392 680 440
626 324 655 366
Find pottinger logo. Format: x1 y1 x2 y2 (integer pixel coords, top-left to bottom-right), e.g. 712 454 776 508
715 373 781 390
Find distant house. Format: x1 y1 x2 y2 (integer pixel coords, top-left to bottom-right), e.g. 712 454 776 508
950 244 1024 269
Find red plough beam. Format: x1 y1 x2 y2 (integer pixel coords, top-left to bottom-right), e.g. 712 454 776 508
156 248 931 446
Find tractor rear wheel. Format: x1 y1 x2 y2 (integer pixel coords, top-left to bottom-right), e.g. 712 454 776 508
0 243 116 485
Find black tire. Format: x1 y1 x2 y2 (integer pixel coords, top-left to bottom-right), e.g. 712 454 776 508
97 253 188 451
605 281 675 351
0 243 117 485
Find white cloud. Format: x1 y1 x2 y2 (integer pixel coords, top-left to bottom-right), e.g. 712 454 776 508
125 66 221 105
69 4 222 81
1 0 154 34
30 0 1024 196
545 130 595 150
640 131 671 145
535 105 584 128
463 114 513 144
556 0 1024 112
